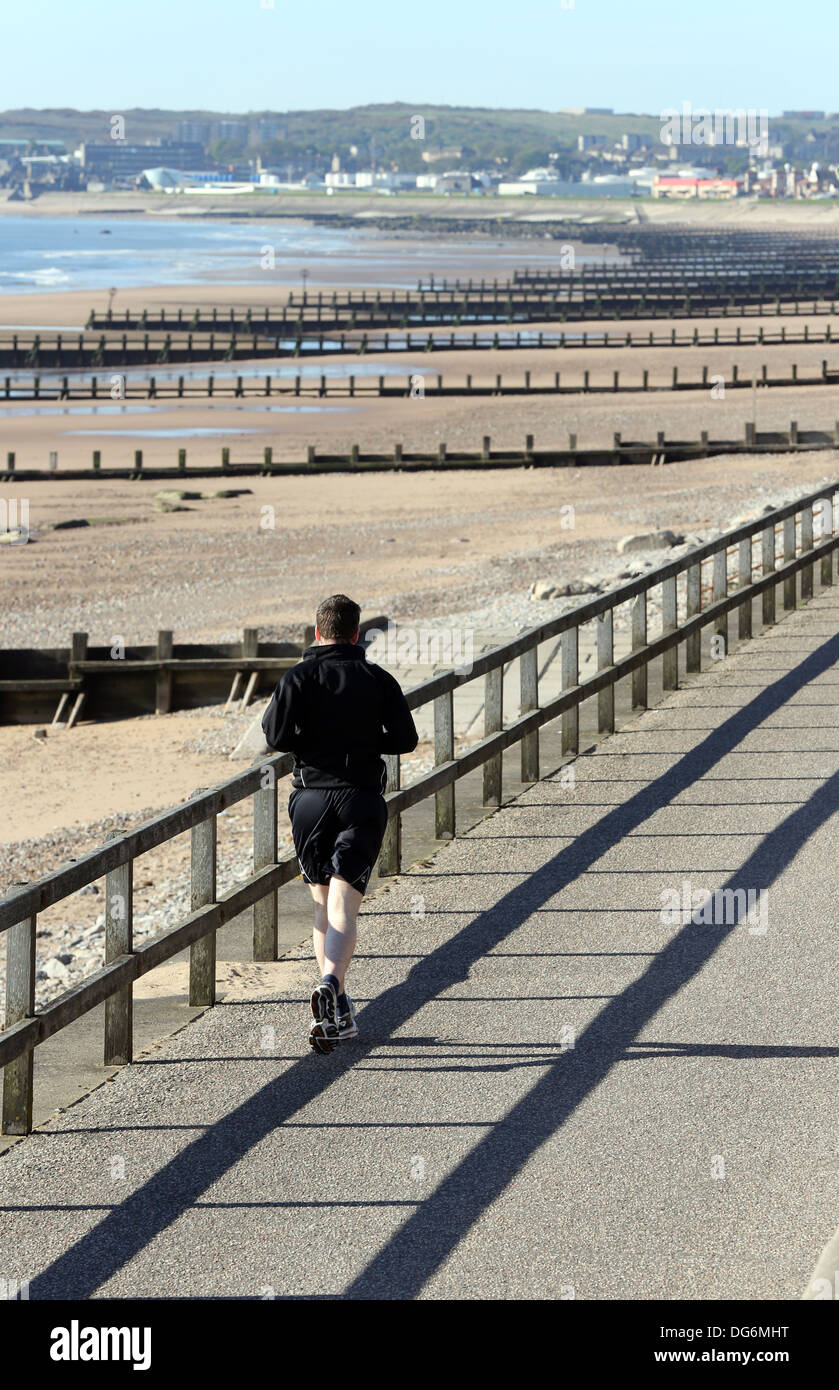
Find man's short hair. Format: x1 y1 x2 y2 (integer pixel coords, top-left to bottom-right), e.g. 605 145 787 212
316 594 361 642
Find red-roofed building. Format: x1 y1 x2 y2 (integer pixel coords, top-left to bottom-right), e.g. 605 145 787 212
653 175 743 199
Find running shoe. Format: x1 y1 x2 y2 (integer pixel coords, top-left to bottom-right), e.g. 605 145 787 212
309 1019 337 1054
309 981 339 1054
336 994 358 1040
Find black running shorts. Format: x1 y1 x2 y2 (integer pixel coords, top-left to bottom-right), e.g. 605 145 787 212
288 786 388 895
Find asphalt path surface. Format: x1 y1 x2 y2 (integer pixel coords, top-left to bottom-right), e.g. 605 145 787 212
2 588 839 1299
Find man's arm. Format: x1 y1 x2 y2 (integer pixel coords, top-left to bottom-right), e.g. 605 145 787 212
379 669 419 754
262 673 299 751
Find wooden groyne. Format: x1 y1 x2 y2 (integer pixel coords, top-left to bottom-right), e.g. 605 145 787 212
3 319 837 373
3 423 838 485
0 631 298 727
0 618 388 727
81 293 839 335
5 359 839 402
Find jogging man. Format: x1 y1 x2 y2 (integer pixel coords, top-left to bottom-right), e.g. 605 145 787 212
262 594 418 1055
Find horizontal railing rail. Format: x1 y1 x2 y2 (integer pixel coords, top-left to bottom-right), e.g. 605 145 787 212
3 477 839 1131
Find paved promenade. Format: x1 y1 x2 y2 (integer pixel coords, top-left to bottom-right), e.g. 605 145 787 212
2 589 839 1300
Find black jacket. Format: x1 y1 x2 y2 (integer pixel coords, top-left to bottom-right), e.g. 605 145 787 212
262 642 419 791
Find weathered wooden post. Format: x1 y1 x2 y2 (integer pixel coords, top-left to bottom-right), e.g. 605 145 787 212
520 645 539 782
801 502 814 600
434 690 455 838
783 513 796 611
70 630 88 673
713 548 728 652
662 574 678 689
632 589 648 707
2 885 35 1135
156 630 173 714
685 563 701 671
178 448 186 473
821 496 835 587
597 608 615 734
189 797 217 1007
104 844 133 1067
737 535 753 642
379 756 401 875
482 435 490 461
483 666 503 806
253 766 278 961
561 626 579 753
762 521 776 626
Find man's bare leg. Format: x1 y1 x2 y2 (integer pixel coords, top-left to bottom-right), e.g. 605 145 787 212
322 875 363 992
309 883 329 975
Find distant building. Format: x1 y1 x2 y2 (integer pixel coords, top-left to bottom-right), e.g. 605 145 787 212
249 118 287 146
577 135 608 151
174 121 211 144
78 141 206 176
562 107 614 116
143 167 233 190
433 170 473 193
653 174 742 199
209 120 248 143
621 133 644 151
782 110 825 120
499 168 644 197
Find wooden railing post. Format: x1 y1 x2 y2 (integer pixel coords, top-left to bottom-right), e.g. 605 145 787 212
631 590 648 707
662 574 678 689
189 803 217 1007
104 850 133 1066
2 887 35 1135
434 690 455 838
597 608 615 733
253 767 278 961
379 755 401 875
686 563 701 671
821 496 835 587
738 537 753 641
762 523 776 626
561 626 579 753
713 547 728 654
801 503 814 600
783 513 796 611
483 666 503 805
520 645 539 781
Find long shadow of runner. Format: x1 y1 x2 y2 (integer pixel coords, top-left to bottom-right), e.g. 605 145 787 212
28 631 839 1300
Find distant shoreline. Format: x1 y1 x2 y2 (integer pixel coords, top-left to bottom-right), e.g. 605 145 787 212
3 189 839 230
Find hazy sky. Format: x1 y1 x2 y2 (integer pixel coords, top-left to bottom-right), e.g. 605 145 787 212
3 0 833 114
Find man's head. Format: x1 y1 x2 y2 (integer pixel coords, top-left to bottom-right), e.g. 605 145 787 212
315 593 360 645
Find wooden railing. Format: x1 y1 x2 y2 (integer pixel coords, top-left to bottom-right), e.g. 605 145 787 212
2 478 839 1133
